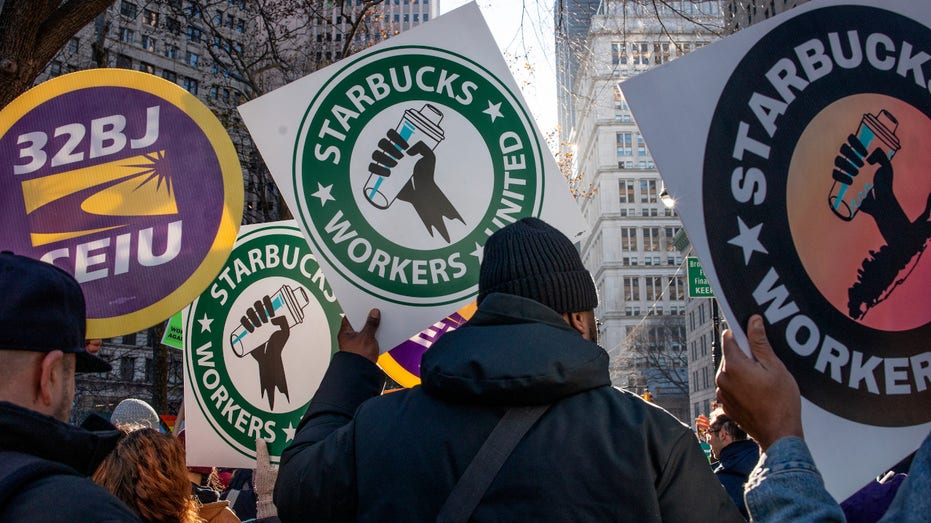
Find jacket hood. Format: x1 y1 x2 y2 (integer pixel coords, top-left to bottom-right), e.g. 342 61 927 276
716 439 760 477
420 293 610 405
0 401 122 475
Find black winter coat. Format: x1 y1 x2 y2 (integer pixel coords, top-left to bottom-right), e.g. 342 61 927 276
0 401 141 522
275 293 742 522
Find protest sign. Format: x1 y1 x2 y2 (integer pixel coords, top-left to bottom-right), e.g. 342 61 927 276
0 69 243 338
239 2 587 351
183 221 343 467
378 302 476 387
621 0 931 499
161 310 185 350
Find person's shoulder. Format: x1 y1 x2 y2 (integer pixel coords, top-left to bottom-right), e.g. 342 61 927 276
7 474 141 522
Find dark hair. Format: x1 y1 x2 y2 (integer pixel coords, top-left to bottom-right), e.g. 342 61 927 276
710 409 748 441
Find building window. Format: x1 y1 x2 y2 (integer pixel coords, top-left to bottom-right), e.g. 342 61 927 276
611 42 627 65
654 41 670 64
700 334 707 356
677 41 692 56
49 60 62 76
68 37 80 53
640 179 657 203
187 25 202 43
671 276 685 301
619 179 635 203
637 133 647 156
183 77 199 94
139 62 155 74
120 1 138 19
624 276 640 301
645 276 662 302
119 27 135 44
164 44 179 59
120 357 136 381
632 42 649 65
186 2 203 19
143 8 158 27
186 51 200 67
141 35 156 52
236 19 245 32
664 226 680 251
162 70 177 83
643 227 661 251
616 132 633 157
115 53 133 69
621 227 637 252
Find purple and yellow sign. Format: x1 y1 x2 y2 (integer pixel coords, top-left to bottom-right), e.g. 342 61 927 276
378 302 476 387
0 70 243 338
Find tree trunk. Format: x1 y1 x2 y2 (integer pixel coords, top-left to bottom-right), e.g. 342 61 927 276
0 0 114 109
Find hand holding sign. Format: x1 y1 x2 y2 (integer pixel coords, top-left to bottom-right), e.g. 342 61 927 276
338 308 381 363
716 315 804 452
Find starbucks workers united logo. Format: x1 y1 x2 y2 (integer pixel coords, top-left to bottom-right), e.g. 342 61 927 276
294 46 545 305
186 224 341 461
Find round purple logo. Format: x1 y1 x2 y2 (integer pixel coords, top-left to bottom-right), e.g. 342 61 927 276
0 70 243 338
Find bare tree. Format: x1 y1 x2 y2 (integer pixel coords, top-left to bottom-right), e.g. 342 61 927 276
0 0 114 109
622 315 689 396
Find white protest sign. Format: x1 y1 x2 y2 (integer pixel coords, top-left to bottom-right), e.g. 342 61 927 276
183 221 343 467
239 2 587 351
621 0 931 500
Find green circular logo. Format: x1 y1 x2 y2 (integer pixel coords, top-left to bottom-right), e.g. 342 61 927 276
185 223 342 461
294 46 544 306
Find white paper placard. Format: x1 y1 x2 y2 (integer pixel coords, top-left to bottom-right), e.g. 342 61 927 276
622 0 931 500
239 2 587 352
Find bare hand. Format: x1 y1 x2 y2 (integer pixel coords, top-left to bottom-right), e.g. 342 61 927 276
715 314 804 451
338 309 381 363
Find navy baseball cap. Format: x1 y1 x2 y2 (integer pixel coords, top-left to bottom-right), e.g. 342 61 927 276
0 252 111 373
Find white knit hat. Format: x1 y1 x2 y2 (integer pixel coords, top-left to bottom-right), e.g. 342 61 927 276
110 398 160 430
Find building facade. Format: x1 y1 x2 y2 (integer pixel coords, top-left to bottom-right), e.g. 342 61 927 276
559 0 725 422
724 0 809 33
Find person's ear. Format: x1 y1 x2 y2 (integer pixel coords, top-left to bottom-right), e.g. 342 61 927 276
566 311 596 341
38 350 65 407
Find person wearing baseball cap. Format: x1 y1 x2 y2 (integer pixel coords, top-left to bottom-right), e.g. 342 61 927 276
274 218 742 522
0 252 140 522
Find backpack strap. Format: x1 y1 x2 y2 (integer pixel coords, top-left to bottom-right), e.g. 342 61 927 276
436 405 550 523
0 451 78 508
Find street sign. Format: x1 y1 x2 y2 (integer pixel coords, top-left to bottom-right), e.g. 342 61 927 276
686 256 714 298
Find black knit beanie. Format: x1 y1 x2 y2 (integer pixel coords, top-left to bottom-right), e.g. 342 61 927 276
477 217 598 313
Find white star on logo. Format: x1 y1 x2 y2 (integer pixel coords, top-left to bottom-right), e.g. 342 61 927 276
470 242 484 262
283 422 297 442
483 101 503 123
727 217 768 265
312 183 335 207
197 313 214 333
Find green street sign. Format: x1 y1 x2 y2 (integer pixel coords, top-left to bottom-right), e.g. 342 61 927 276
687 256 715 298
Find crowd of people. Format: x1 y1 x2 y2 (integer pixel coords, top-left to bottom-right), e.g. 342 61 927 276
0 218 927 522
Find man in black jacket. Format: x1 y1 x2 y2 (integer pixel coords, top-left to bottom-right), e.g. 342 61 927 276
275 218 742 522
0 252 141 522
707 408 760 518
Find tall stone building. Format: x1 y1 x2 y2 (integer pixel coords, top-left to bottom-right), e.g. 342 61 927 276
309 0 438 64
32 0 439 423
557 0 725 422
724 0 809 33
